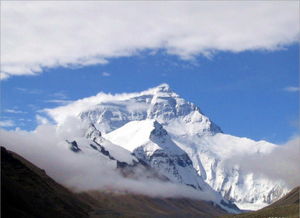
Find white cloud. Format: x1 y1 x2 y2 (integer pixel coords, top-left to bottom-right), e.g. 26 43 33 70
0 121 217 202
36 115 49 125
44 86 168 124
51 91 68 99
1 73 9 80
45 99 73 105
225 136 300 188
45 91 72 105
284 86 300 92
0 120 15 127
44 91 143 124
101 72 111 77
1 2 298 79
16 87 42 94
4 109 26 114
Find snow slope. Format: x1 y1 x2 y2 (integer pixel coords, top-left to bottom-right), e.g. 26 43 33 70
105 119 239 212
84 123 138 164
105 119 209 189
171 133 288 210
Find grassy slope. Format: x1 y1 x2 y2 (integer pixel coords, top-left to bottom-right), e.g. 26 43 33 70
79 191 227 218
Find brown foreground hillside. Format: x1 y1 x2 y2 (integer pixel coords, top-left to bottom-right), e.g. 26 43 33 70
1 146 227 218
1 146 91 218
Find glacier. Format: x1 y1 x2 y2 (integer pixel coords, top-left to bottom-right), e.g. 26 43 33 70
46 83 289 210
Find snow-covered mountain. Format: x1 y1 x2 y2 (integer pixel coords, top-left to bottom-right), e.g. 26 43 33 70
46 83 289 210
61 120 239 213
105 119 210 190
76 83 222 135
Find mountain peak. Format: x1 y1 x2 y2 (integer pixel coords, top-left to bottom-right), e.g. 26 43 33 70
156 83 171 92
147 83 174 95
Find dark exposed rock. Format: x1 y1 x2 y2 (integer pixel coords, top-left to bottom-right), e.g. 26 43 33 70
66 140 82 153
92 140 115 160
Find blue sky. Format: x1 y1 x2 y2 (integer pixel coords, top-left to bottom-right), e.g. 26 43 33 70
1 2 299 144
1 44 299 144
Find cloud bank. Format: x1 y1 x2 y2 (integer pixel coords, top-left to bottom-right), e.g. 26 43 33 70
224 136 300 188
44 88 155 124
0 120 15 127
2 1 299 79
0 121 217 201
4 109 26 114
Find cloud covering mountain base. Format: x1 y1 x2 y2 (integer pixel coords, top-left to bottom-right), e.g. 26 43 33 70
224 136 300 189
0 120 218 203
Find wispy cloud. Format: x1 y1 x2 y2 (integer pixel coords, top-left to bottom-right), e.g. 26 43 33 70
16 87 42 94
1 2 298 79
45 99 73 105
225 136 300 188
101 72 111 77
35 115 49 125
4 109 26 114
45 91 72 105
284 86 300 92
0 120 15 127
27 104 40 111
51 91 68 99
